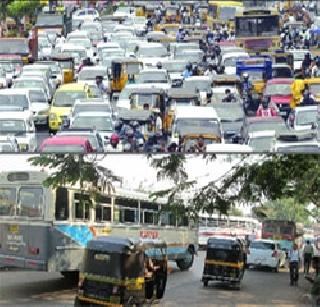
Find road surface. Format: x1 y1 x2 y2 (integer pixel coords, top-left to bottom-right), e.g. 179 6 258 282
0 252 312 306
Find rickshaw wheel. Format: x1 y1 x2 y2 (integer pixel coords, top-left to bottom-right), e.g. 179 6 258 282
176 253 194 271
156 275 167 299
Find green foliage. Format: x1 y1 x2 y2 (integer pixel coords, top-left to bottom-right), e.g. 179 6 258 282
7 0 41 18
228 207 243 217
228 154 320 207
262 198 312 226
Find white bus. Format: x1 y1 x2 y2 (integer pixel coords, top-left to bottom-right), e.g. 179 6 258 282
0 156 198 279
198 212 261 248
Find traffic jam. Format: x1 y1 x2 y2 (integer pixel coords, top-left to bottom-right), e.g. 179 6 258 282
0 0 319 153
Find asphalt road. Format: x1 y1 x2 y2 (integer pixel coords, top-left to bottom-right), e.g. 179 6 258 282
0 252 312 306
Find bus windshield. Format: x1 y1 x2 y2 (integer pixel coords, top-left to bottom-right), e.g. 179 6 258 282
236 15 279 37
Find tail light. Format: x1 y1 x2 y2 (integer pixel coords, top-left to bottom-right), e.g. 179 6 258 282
272 250 277 257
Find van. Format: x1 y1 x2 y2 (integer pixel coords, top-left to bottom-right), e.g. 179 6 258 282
49 83 92 133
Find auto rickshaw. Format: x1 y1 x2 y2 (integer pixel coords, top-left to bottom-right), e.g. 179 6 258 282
134 1 146 17
202 237 246 290
50 55 74 84
75 236 167 307
111 58 143 93
165 88 200 133
181 133 222 152
165 5 181 24
118 109 156 141
211 75 241 93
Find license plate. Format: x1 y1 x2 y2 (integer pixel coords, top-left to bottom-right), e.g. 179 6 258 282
8 225 19 234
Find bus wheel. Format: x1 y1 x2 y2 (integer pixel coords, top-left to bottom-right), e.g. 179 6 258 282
156 275 167 299
61 271 79 283
176 253 194 271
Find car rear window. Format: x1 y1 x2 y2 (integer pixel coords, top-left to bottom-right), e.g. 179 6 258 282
250 242 275 250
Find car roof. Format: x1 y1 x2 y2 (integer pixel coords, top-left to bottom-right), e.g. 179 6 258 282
56 83 88 91
74 111 112 117
251 239 277 244
295 105 318 112
0 112 30 119
0 88 30 95
42 136 89 145
267 78 294 84
175 106 218 118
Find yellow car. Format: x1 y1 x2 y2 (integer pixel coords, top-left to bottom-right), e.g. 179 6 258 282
49 83 92 133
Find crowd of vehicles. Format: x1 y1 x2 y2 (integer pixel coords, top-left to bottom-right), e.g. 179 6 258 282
0 1 318 153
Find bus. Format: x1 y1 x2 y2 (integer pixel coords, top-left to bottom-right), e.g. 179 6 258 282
0 157 197 278
208 1 243 31
198 212 261 248
261 220 304 253
235 8 281 53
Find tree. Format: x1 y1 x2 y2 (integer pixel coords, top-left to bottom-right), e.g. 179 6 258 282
229 207 244 217
0 0 13 20
28 155 118 205
260 198 312 227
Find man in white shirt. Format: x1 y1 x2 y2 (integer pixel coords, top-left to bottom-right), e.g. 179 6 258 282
289 244 301 286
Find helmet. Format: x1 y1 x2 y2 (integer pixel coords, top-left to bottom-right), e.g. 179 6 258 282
156 61 162 69
243 73 249 79
111 133 120 144
262 98 269 109
132 121 139 129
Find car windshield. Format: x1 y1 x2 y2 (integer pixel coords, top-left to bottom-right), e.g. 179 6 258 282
249 136 274 151
214 104 243 121
224 56 248 67
277 145 319 153
54 91 87 107
14 80 44 88
0 94 28 109
206 249 240 262
250 242 275 250
265 84 292 95
42 144 86 153
72 116 113 131
74 104 111 114
59 134 98 150
132 94 160 107
0 120 26 134
63 49 86 59
67 39 91 48
183 80 211 92
243 71 263 81
29 91 47 103
309 84 320 95
294 52 308 60
272 68 292 78
136 72 167 83
162 62 186 72
296 110 317 126
249 121 285 133
0 143 15 152
139 47 167 57
78 69 107 80
176 118 220 136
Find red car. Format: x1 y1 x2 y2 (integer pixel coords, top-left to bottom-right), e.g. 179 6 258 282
264 78 294 118
39 136 94 153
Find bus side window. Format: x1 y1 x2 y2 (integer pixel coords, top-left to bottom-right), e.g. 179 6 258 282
55 187 69 221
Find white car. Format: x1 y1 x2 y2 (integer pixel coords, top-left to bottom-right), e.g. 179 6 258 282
221 52 249 75
0 112 36 152
288 106 317 131
28 88 49 126
72 8 99 23
247 239 287 272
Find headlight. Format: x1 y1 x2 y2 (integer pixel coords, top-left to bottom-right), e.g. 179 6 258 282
49 113 57 120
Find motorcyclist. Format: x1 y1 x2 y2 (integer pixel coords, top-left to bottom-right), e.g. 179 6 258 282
300 88 316 106
312 58 320 77
302 53 312 78
96 76 108 95
241 73 253 98
106 133 122 152
176 27 185 42
182 63 193 79
256 97 278 117
195 135 206 153
156 61 162 70
78 57 94 72
222 89 236 103
204 65 216 77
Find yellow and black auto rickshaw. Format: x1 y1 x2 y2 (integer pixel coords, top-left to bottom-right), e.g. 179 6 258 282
111 58 143 93
181 133 222 152
75 236 168 307
50 55 74 84
202 237 246 290
165 5 181 23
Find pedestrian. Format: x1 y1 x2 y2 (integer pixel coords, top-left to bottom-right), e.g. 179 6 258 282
303 240 314 275
289 243 301 286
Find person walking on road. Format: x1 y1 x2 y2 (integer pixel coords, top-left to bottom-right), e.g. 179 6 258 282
289 244 301 286
303 240 314 275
